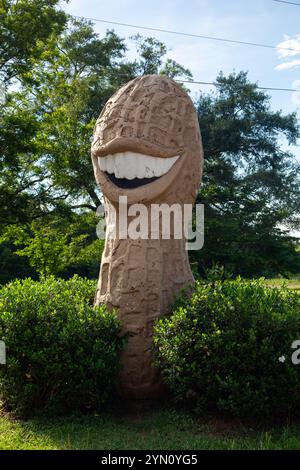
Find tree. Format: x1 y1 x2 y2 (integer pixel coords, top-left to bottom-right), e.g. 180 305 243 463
1 212 104 277
2 8 299 280
0 0 67 84
1 18 193 219
0 0 68 227
0 16 193 282
132 34 192 79
193 71 300 277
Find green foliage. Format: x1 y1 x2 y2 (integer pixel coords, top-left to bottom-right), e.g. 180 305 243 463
154 278 300 419
0 276 125 416
1 8 299 280
0 18 192 220
1 212 104 277
0 0 67 83
0 242 36 285
194 71 300 277
0 17 192 282
132 34 192 79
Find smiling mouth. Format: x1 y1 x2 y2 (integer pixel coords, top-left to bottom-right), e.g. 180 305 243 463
98 152 179 189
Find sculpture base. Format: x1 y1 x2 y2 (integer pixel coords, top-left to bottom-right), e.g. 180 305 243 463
119 397 167 415
116 369 166 400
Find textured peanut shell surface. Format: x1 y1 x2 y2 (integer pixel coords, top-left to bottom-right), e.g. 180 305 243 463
92 75 203 399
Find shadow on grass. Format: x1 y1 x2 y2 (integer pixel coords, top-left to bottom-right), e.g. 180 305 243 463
1 402 300 450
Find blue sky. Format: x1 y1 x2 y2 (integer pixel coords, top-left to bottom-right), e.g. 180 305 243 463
63 0 300 151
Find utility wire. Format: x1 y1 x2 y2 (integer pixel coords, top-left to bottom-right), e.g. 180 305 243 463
273 0 300 6
2 65 298 94
2 14 299 93
73 14 300 54
2 65 297 92
176 79 299 92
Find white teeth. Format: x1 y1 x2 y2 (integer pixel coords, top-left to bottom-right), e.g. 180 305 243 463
106 154 115 174
135 155 144 179
99 157 107 172
98 152 179 180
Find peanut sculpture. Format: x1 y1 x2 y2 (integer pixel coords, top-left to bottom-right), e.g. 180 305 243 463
91 75 203 399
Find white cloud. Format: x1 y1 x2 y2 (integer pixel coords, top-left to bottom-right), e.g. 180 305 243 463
292 80 300 106
277 33 300 58
275 59 300 71
276 35 300 106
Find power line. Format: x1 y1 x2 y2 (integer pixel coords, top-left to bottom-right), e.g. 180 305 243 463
2 13 299 94
73 14 300 54
2 63 298 93
67 14 300 93
273 0 300 6
177 79 299 92
2 63 297 92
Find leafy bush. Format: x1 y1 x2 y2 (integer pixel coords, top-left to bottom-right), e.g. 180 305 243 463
154 278 300 419
0 276 124 417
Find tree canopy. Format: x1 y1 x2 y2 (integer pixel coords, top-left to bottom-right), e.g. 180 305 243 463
0 9 299 282
195 71 300 277
0 0 67 83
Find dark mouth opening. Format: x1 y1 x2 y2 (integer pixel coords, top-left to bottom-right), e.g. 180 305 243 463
105 172 159 189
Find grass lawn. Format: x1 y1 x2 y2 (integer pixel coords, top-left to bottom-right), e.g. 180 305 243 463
1 408 300 450
266 278 300 291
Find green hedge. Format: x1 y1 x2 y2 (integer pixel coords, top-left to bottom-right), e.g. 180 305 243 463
0 276 124 417
154 278 300 419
